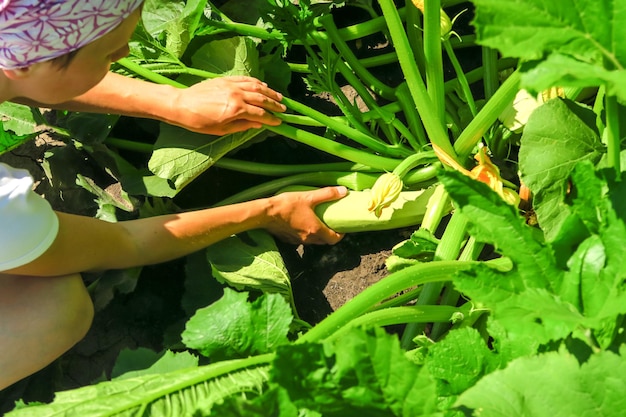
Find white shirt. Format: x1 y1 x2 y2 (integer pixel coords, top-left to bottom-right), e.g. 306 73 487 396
0 162 58 272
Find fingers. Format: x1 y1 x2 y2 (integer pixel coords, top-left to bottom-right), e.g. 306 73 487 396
298 187 347 245
308 186 349 206
211 76 287 112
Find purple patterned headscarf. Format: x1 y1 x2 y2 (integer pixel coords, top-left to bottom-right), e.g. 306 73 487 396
0 0 143 69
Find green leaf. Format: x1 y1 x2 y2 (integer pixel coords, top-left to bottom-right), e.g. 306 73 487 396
439 170 562 291
472 0 626 102
191 37 261 77
0 102 40 136
456 349 626 417
519 98 603 240
440 171 584 347
271 327 440 417
112 349 199 380
209 386 300 417
182 288 292 360
6 358 271 417
142 0 206 57
0 121 33 155
426 328 501 399
148 123 265 191
62 112 119 145
206 229 293 297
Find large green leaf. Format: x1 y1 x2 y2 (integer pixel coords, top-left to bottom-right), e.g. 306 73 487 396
191 37 261 78
456 349 626 417
472 0 626 102
0 103 40 155
6 358 271 417
0 121 33 155
148 123 265 191
142 0 206 58
205 229 293 297
519 98 603 239
440 171 583 348
182 289 292 360
0 102 40 136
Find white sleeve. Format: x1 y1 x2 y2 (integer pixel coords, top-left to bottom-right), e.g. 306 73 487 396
0 163 59 272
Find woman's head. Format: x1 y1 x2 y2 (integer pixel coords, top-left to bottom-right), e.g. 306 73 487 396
0 0 143 103
0 0 143 69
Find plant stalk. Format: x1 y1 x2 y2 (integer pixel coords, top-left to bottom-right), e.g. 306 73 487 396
298 260 477 343
377 0 458 162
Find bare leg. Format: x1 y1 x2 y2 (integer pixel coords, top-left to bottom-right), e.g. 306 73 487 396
0 273 94 390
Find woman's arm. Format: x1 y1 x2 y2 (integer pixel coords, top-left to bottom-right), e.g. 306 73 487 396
14 72 287 135
6 186 347 277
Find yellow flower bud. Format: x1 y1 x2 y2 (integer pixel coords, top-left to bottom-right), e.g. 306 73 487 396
410 0 453 39
368 172 404 218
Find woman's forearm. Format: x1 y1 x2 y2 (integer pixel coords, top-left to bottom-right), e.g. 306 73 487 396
6 187 346 277
15 72 177 120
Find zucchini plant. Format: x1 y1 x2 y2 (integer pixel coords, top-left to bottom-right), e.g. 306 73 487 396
4 0 626 415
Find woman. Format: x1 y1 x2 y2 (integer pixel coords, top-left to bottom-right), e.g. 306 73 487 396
0 0 346 389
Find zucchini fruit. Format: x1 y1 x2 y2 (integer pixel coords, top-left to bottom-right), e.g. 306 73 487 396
278 186 436 233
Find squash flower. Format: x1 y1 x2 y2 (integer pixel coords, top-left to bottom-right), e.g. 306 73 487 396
368 172 404 218
433 143 520 207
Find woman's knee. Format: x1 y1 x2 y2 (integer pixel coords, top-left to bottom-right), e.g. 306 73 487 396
46 273 95 344
0 273 94 389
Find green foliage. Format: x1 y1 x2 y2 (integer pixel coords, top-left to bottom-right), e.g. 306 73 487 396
456 348 626 416
148 124 266 191
0 103 40 155
519 98 604 239
182 288 292 360
213 327 440 417
472 0 626 103
6 0 626 415
205 229 294 298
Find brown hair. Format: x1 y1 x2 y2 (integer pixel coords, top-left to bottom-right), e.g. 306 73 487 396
49 48 81 70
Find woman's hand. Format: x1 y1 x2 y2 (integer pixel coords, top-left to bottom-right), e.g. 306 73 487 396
166 76 287 135
263 186 348 245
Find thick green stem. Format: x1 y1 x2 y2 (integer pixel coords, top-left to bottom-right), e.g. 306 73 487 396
604 94 621 176
105 137 153 153
481 46 500 100
405 3 427 78
325 305 463 342
212 171 380 207
298 260 477 343
318 15 397 101
214 158 377 176
377 0 458 161
453 70 521 160
420 183 450 233
395 83 429 148
429 236 483 340
423 0 446 122
312 7 407 42
400 211 469 348
282 97 411 158
200 18 284 41
403 163 441 186
392 151 437 179
117 58 186 88
266 124 400 171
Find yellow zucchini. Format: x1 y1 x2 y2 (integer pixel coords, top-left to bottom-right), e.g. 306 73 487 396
278 186 436 233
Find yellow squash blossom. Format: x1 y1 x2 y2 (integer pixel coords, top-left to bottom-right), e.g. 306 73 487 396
433 143 520 206
367 172 404 218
